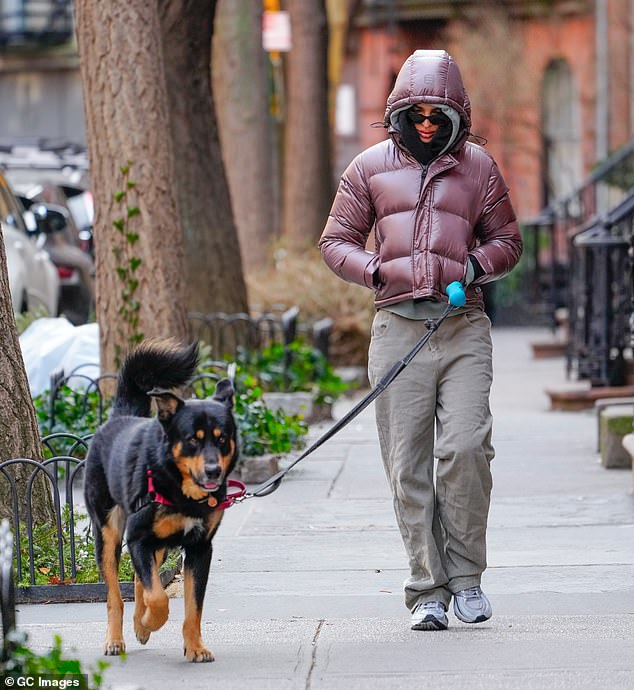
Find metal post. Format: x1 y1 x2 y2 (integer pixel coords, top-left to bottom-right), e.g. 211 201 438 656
0 519 17 661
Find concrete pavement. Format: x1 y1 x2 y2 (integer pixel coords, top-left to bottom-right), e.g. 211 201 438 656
14 327 634 689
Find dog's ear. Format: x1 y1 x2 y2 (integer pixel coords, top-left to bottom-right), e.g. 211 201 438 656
148 388 185 424
213 378 235 409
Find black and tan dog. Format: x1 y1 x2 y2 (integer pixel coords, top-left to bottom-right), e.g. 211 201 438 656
84 339 238 662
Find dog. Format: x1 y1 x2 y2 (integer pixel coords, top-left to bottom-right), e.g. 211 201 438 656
84 338 239 662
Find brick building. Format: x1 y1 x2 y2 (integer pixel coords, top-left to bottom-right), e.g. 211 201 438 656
333 0 634 220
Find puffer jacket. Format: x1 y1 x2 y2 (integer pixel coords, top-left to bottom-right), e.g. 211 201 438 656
319 50 522 309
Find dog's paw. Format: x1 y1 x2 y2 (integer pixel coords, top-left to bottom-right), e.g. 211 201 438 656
141 604 169 632
134 622 151 645
184 645 215 663
103 638 126 656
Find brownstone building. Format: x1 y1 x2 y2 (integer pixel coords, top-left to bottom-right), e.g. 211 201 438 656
332 0 634 221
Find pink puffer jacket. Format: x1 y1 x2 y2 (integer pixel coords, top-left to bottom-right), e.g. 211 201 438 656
319 50 522 309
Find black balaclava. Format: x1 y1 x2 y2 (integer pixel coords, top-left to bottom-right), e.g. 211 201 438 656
397 108 453 166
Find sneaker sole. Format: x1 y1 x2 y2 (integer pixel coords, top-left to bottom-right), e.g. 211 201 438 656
456 614 490 624
411 617 448 631
453 609 491 624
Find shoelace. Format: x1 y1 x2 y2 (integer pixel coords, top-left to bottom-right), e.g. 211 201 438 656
461 587 482 599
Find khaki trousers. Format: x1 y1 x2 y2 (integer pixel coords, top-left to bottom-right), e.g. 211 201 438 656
367 308 494 611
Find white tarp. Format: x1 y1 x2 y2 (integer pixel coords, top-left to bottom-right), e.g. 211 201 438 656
19 317 100 397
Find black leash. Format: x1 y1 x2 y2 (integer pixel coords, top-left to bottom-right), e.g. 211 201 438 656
242 303 455 501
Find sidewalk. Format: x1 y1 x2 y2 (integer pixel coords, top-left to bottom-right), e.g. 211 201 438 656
15 327 634 689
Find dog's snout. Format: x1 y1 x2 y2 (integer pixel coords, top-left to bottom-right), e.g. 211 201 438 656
204 462 221 480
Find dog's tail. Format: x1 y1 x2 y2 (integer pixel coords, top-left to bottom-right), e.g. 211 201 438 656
113 338 199 418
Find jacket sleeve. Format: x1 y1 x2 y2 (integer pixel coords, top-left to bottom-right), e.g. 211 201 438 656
318 157 379 288
469 160 523 285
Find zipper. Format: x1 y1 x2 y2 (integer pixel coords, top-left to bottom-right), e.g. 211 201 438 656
413 164 429 298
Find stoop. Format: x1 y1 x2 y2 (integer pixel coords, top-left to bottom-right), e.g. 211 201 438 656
599 406 634 469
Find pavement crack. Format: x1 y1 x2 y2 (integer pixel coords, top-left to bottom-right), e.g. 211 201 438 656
326 460 346 498
305 618 325 690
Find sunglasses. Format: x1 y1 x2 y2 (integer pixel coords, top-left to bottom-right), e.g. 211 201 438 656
407 110 448 126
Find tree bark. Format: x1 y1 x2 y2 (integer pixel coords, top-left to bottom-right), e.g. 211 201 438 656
75 0 189 375
0 231 52 524
283 0 332 251
212 0 277 271
159 0 249 315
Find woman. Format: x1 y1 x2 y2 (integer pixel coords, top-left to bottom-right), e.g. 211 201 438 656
319 50 522 631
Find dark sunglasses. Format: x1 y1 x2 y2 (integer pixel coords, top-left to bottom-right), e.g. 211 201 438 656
407 110 447 126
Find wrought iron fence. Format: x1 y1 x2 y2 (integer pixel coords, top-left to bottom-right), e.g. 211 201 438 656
567 191 634 387
523 139 634 321
0 433 96 601
0 0 73 49
187 306 300 359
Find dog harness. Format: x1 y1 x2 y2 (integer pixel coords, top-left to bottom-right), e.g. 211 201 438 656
134 469 246 512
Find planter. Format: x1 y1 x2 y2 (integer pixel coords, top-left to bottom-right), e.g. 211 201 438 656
310 401 333 422
262 391 313 419
15 558 181 604
236 454 280 484
262 391 334 423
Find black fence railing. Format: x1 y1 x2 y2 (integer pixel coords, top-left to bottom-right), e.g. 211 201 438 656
0 442 92 599
187 306 332 364
523 140 634 322
566 191 634 387
0 0 73 49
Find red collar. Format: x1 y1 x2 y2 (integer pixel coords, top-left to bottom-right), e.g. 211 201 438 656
146 470 246 511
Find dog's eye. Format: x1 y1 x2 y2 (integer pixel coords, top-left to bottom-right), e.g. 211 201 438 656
186 436 199 447
217 435 227 446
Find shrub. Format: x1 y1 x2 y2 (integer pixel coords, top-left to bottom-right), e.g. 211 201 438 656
2 632 109 688
246 248 375 366
193 364 309 458
241 340 351 405
16 505 180 586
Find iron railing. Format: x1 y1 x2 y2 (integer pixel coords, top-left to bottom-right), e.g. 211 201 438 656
523 139 634 321
0 0 73 49
567 190 634 387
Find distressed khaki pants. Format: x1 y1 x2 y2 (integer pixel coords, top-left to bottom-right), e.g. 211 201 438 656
367 308 494 611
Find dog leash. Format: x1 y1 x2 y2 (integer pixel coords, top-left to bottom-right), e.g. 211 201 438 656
237 284 466 503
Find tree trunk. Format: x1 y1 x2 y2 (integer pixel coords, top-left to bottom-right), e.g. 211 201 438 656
159 0 249 315
75 0 189 375
213 0 278 271
283 0 332 251
0 232 52 524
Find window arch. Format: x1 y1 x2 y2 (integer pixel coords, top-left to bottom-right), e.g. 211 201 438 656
541 59 582 205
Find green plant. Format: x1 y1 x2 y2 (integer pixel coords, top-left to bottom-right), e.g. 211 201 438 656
16 506 132 585
242 339 351 405
33 385 111 454
192 362 308 458
16 506 180 586
2 632 110 688
234 379 308 457
112 160 143 367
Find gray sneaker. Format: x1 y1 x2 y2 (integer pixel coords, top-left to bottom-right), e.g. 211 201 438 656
411 601 448 631
453 586 492 623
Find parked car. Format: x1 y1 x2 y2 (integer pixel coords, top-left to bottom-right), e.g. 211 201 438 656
8 172 94 256
18 192 95 325
0 170 59 316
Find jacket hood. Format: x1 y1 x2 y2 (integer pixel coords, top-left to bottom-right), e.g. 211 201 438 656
384 50 471 150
